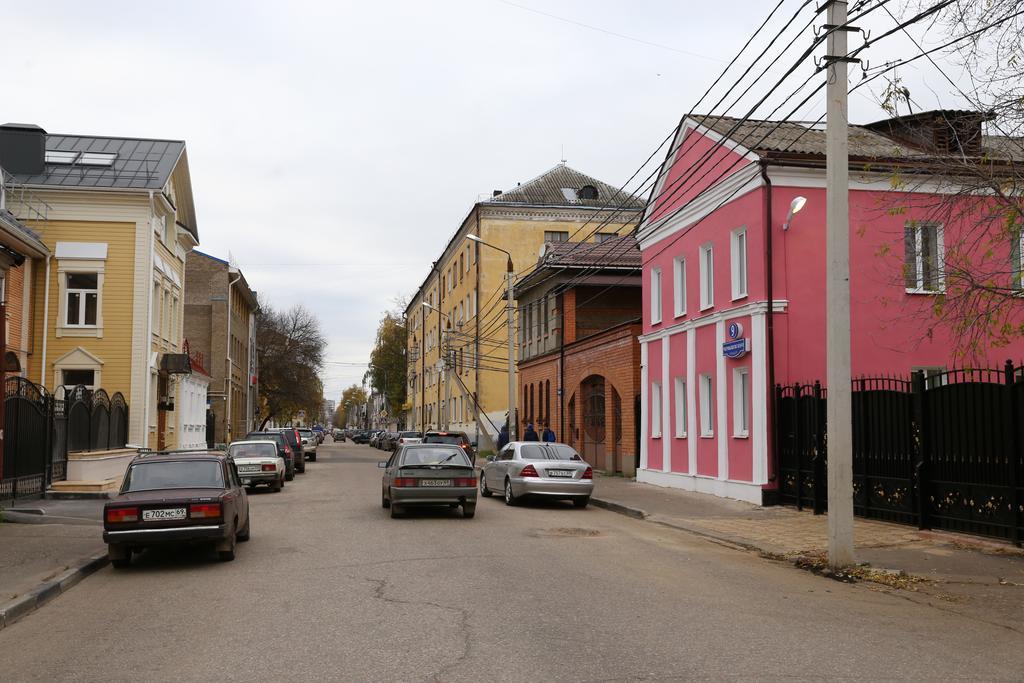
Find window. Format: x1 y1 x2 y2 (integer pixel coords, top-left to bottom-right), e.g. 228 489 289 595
673 256 686 317
651 381 662 438
913 366 947 390
699 244 714 310
1012 230 1023 291
65 273 98 326
542 295 549 334
544 231 569 243
45 150 78 164
731 227 747 299
80 152 117 166
465 246 470 273
62 369 95 388
650 268 662 324
172 294 179 342
733 367 749 437
904 221 944 293
699 374 713 437
578 185 599 200
595 232 617 243
673 377 687 438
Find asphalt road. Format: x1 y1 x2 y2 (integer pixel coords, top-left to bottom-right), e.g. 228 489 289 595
2 440 1023 682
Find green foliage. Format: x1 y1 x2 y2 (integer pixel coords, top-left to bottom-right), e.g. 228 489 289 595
255 300 326 428
366 311 407 418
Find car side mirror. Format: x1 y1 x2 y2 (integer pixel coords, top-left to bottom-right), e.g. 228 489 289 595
377 461 387 468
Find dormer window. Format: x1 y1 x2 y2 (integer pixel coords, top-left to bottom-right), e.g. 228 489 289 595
79 152 116 166
578 185 599 200
45 151 78 164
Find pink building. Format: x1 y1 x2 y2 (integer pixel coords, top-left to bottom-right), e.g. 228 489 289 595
637 111 1024 504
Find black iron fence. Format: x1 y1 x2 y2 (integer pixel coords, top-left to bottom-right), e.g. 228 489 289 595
775 361 1024 545
0 379 129 503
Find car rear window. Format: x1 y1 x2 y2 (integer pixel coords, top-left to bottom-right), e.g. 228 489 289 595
124 461 225 491
520 444 578 460
400 447 471 466
424 434 463 445
247 433 284 447
228 443 277 458
399 432 421 438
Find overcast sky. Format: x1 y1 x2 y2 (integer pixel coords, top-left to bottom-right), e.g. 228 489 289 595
3 0 973 401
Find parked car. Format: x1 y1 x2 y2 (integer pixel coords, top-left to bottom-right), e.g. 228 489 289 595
245 431 297 480
297 428 318 462
103 450 251 566
333 428 345 442
422 430 473 459
379 444 477 518
352 430 371 444
311 426 325 444
480 442 593 508
391 431 423 451
227 440 285 492
369 431 383 449
275 428 306 473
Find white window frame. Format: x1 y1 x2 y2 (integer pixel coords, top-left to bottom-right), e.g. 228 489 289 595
912 365 947 390
732 367 750 438
673 377 687 438
699 374 714 438
651 381 663 438
65 273 99 328
673 256 687 318
731 227 748 300
699 243 714 311
650 268 662 324
55 243 107 339
905 221 946 294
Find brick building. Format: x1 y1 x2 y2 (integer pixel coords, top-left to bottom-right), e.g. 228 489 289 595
183 250 258 445
516 237 642 474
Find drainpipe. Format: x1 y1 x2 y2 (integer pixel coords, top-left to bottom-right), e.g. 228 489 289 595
144 191 157 447
226 269 241 442
558 291 565 441
40 254 51 386
759 161 778 496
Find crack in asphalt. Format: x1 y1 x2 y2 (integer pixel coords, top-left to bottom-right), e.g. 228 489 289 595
365 577 472 682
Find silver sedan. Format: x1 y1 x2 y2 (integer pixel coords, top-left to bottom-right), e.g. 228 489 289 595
379 444 478 519
480 442 594 508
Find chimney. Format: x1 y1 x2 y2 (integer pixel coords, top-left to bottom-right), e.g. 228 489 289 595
0 123 46 175
492 189 502 197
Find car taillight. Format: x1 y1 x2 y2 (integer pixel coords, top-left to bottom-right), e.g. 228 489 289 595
105 506 139 524
582 467 593 479
189 503 223 519
460 444 469 450
520 464 539 478
393 477 418 487
261 464 276 472
454 477 477 487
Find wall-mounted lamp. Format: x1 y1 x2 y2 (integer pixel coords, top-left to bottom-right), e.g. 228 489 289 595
782 196 807 231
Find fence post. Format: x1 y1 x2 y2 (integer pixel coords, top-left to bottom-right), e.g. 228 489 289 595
812 380 825 516
911 370 929 531
794 383 803 512
1005 360 1021 547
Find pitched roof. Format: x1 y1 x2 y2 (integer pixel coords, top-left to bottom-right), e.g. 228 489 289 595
9 134 185 190
0 209 48 257
540 235 641 268
486 164 645 209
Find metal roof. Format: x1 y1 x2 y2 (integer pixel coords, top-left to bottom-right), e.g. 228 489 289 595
540 235 641 268
486 164 646 209
0 209 49 257
8 134 184 190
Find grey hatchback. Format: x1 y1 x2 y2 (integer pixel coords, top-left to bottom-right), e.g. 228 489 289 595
379 444 478 519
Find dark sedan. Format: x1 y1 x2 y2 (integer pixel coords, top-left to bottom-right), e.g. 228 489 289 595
379 444 477 519
246 431 297 480
103 451 251 567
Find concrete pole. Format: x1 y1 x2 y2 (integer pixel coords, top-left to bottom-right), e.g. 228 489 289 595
506 264 517 442
825 0 855 568
444 326 451 430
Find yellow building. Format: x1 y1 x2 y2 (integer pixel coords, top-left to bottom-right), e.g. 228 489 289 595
0 124 200 449
405 164 643 450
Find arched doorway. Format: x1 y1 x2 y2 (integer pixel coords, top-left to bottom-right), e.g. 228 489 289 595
582 375 606 465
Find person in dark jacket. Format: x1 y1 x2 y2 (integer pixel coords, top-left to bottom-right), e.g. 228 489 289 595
497 424 509 450
523 423 539 441
542 423 556 442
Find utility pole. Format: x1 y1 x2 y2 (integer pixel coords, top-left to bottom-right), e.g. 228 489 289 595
825 0 855 568
506 264 516 442
443 322 452 430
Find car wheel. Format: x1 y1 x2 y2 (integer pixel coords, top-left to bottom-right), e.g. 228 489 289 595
462 503 476 519
111 558 131 569
504 479 516 506
389 503 403 519
382 492 390 508
479 472 492 497
237 514 251 542
573 496 590 509
297 463 306 474
309 454 317 462
109 544 130 568
272 477 282 492
218 528 237 561
286 469 294 481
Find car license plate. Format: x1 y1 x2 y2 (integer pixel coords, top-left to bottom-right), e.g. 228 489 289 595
142 508 186 521
547 470 574 478
420 479 452 487
237 464 261 473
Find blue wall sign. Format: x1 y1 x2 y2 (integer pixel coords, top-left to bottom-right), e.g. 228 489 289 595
722 338 750 359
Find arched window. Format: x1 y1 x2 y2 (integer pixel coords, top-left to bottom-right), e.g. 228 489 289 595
578 185 599 200
545 379 551 424
4 351 21 373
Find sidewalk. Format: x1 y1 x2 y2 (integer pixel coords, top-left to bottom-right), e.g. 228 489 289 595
591 475 1024 631
0 499 107 629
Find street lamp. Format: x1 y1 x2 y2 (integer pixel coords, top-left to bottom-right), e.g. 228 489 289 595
466 234 517 442
782 195 807 231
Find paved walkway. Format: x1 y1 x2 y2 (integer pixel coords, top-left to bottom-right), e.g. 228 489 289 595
591 474 1024 630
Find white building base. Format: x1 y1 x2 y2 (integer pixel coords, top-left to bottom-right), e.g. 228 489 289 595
636 468 765 505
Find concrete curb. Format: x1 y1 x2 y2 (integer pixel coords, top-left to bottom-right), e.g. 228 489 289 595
589 497 647 520
0 510 101 526
0 551 109 630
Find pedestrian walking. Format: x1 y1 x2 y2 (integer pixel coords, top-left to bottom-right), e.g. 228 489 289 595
542 423 556 442
497 424 509 450
523 423 539 441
